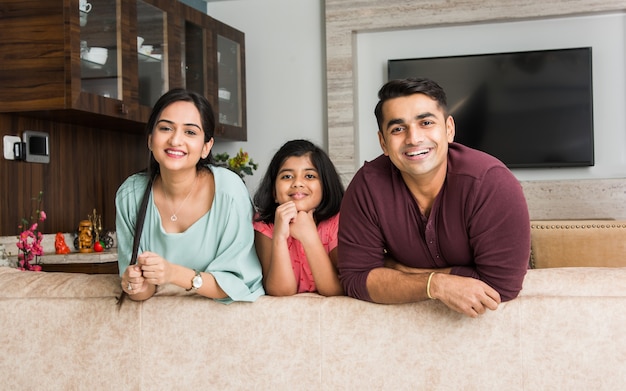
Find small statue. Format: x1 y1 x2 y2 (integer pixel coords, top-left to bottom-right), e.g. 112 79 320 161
88 208 102 244
54 232 71 254
78 220 93 253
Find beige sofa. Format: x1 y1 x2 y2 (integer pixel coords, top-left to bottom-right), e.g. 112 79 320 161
1 219 626 390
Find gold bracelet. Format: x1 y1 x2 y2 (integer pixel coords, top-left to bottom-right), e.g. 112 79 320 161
427 272 436 300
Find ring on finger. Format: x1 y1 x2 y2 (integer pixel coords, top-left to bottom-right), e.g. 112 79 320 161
127 282 132 291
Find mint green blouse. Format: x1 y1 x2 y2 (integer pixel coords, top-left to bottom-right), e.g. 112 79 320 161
115 166 264 303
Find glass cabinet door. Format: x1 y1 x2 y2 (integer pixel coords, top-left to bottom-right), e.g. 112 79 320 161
213 20 246 141
183 21 206 97
137 0 168 108
217 35 242 128
80 0 120 99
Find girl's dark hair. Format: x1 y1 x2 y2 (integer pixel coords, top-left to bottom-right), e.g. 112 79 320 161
374 78 449 132
145 88 216 179
253 139 344 224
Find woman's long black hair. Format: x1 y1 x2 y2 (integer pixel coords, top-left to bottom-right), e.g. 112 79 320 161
253 139 344 224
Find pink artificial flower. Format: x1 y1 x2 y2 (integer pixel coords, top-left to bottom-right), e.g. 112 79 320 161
33 242 44 255
16 192 46 272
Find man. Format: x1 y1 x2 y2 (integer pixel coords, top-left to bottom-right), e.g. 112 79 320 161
338 78 530 318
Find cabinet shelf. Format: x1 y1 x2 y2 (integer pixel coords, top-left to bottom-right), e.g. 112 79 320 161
138 52 163 62
81 59 108 70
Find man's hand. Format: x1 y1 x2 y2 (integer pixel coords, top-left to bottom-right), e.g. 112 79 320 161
429 273 501 318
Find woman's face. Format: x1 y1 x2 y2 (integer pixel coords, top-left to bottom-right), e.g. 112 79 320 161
274 154 323 212
148 101 213 173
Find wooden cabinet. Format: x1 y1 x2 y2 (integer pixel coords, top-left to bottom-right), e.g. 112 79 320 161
0 0 247 140
178 5 247 141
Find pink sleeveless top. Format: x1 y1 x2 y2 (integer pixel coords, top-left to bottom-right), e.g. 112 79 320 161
253 213 339 293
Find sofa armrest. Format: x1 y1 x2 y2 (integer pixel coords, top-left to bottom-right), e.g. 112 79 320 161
530 220 626 268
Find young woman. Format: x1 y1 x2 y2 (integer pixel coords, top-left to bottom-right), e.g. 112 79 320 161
253 139 344 296
116 88 264 303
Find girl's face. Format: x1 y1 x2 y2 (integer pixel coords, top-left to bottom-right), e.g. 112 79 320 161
148 101 213 173
274 154 323 212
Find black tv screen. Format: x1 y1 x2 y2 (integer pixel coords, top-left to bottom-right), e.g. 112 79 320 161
388 47 594 168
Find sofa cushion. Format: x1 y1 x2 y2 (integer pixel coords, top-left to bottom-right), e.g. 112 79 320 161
530 220 626 268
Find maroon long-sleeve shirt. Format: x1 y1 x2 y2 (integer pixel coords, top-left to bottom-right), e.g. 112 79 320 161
338 143 530 302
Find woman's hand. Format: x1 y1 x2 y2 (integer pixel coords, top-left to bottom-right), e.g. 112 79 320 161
122 264 147 294
137 251 172 286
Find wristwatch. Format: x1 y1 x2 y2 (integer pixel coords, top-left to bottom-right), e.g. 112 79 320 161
186 270 203 291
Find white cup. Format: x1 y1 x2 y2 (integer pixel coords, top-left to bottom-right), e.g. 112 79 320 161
79 11 89 26
218 88 231 101
83 47 108 65
79 0 92 13
137 36 144 49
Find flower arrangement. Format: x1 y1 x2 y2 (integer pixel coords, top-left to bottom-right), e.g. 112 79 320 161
214 148 258 180
16 191 46 271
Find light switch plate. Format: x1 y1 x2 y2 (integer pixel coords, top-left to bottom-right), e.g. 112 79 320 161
3 135 21 160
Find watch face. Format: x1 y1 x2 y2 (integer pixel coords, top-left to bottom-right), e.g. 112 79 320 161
192 274 203 289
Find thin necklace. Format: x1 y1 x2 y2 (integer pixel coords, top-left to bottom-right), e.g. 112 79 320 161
162 175 198 222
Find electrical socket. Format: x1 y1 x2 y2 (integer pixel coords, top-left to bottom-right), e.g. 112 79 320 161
3 135 21 160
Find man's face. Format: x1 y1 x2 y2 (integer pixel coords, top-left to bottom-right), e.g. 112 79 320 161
378 93 455 182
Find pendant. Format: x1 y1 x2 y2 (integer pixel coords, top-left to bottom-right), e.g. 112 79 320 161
170 214 178 222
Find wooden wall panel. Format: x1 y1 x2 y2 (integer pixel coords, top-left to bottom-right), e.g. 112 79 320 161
0 113 147 236
0 1 67 111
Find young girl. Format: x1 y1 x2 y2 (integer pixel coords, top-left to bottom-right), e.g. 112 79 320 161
253 139 344 296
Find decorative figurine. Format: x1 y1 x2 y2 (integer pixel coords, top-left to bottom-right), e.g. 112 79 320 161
88 208 102 245
78 220 93 253
54 232 71 254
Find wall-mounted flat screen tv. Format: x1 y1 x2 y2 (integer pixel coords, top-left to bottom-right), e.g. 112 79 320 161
388 47 594 168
